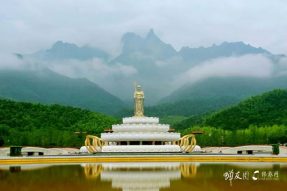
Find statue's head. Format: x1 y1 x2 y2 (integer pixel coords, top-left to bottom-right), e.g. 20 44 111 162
136 85 141 91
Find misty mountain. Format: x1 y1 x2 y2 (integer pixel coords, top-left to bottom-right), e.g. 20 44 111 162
115 29 177 63
108 29 179 102
161 76 287 103
146 76 287 117
121 76 287 117
23 41 110 61
0 70 126 115
179 41 271 64
115 30 272 67
114 30 276 70
109 30 283 102
14 29 287 106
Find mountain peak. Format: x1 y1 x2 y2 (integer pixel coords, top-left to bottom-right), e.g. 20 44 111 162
121 32 142 43
147 29 155 36
118 29 177 60
146 29 160 42
220 41 251 48
218 41 270 54
179 41 272 64
51 41 78 50
30 41 110 61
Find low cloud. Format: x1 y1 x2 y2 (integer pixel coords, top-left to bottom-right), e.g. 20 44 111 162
174 54 274 87
2 51 287 102
155 56 183 67
48 59 137 79
0 53 137 94
275 57 287 76
0 53 25 69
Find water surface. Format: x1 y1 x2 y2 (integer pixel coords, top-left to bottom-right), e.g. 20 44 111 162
0 162 286 191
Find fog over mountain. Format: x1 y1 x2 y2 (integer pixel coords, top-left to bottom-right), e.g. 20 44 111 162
1 1 287 117
10 30 285 105
0 69 126 115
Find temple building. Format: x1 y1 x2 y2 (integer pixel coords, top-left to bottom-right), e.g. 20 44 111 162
84 84 197 153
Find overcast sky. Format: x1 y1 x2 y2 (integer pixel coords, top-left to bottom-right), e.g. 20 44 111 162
1 0 287 56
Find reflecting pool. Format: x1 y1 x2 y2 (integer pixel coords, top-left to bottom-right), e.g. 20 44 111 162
0 162 286 191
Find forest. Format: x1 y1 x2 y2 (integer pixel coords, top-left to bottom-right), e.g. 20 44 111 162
176 89 287 146
0 99 118 147
0 89 287 147
181 125 287 147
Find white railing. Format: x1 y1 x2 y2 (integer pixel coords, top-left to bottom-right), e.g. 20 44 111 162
101 132 180 141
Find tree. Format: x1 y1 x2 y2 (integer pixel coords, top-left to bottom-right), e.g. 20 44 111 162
0 137 4 146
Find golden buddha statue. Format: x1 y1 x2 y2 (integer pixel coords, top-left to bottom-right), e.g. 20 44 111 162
134 84 144 117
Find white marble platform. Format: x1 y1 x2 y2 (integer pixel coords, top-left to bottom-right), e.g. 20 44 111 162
112 124 169 132
101 132 180 141
123 117 159 124
101 145 181 152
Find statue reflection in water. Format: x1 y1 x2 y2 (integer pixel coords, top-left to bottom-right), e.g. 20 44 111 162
82 162 198 191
